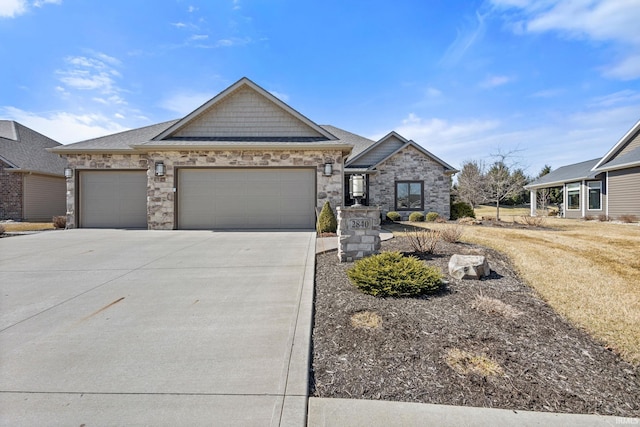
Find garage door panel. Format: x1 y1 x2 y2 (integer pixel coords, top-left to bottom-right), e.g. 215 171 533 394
80 171 147 228
178 168 315 229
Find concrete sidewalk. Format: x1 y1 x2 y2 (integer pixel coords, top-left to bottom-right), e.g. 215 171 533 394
308 397 637 427
0 229 316 426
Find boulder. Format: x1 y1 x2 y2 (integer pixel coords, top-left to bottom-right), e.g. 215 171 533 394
448 254 491 280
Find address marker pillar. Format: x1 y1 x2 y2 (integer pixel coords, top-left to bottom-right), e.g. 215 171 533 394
337 206 381 262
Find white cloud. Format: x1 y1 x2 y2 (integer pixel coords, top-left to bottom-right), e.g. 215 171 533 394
440 11 487 67
0 0 27 17
269 90 289 102
171 22 187 28
159 92 214 115
187 5 197 13
0 0 60 18
589 90 640 107
0 106 128 143
479 75 513 88
530 88 564 98
190 34 209 41
491 0 640 80
56 53 123 96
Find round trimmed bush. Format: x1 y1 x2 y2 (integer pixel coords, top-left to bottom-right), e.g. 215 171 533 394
317 201 337 233
450 202 476 220
347 251 443 297
408 212 425 222
425 212 440 222
386 211 401 222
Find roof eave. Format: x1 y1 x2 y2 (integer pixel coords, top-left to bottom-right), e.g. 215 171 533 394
131 143 354 153
48 147 143 154
593 160 640 172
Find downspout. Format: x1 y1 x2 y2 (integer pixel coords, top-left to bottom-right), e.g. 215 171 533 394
605 172 609 217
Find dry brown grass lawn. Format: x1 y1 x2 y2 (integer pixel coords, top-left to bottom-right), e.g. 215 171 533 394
410 218 640 364
1 222 54 232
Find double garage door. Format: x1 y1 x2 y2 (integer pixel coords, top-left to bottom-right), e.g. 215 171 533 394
78 168 315 229
178 168 315 229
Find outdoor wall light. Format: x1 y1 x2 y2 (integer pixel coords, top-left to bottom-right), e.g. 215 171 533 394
155 162 166 177
349 174 366 206
64 167 73 179
323 162 333 176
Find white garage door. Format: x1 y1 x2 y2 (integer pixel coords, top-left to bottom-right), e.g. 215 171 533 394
79 171 147 228
178 168 316 229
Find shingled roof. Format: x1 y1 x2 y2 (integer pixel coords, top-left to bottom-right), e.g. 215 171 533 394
525 158 601 189
0 121 67 176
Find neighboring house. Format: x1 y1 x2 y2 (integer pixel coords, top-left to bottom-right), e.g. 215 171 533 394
0 121 67 221
526 119 640 219
51 77 456 230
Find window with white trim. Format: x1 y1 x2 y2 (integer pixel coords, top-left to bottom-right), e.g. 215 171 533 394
587 181 602 210
567 183 580 210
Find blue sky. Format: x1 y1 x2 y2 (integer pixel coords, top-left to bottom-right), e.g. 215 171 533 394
1 0 639 175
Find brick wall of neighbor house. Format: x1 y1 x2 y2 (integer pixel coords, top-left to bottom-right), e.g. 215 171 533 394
369 145 451 220
63 150 344 229
0 160 23 220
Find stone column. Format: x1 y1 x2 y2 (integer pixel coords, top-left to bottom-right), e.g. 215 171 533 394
337 206 381 262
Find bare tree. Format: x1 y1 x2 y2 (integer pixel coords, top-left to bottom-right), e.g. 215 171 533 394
485 151 527 221
455 160 487 208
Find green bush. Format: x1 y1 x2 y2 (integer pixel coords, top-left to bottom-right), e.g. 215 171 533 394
425 212 439 222
386 211 401 222
347 251 443 297
317 201 337 233
408 212 425 222
450 202 476 220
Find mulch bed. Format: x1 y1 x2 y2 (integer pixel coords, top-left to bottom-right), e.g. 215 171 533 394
311 237 640 417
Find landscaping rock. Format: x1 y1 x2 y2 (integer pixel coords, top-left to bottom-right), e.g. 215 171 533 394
448 254 490 279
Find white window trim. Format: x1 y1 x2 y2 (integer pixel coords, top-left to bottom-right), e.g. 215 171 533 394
566 182 581 211
587 181 602 211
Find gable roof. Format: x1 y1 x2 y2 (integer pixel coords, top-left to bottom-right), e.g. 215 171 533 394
320 125 376 160
369 139 457 173
151 77 337 142
593 119 640 171
525 158 601 189
345 131 409 167
0 121 67 176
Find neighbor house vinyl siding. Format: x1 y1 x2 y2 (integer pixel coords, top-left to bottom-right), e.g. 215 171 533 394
22 174 66 221
613 128 640 159
608 167 640 218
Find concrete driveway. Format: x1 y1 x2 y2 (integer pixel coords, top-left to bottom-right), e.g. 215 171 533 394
0 229 315 426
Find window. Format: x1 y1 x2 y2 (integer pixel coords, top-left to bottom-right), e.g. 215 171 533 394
587 181 602 210
395 181 423 210
567 183 580 210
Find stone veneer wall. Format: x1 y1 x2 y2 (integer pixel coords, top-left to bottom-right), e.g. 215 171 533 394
337 206 381 262
368 145 451 220
0 160 23 220
63 150 344 229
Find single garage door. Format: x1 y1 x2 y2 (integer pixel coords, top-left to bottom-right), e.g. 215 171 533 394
178 168 315 229
79 171 147 228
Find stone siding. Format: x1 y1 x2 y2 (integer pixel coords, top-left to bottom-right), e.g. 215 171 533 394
369 145 451 220
337 206 381 262
0 160 23 220
63 150 343 229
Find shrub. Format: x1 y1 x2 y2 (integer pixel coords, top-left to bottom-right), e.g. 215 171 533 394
317 201 337 233
598 214 610 222
347 251 443 297
408 212 425 222
425 212 439 222
457 217 479 225
386 211 401 222
619 214 638 223
440 224 464 243
435 216 447 223
583 215 596 221
52 216 66 229
0 224 5 235
405 228 440 254
450 202 475 220
518 216 545 227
